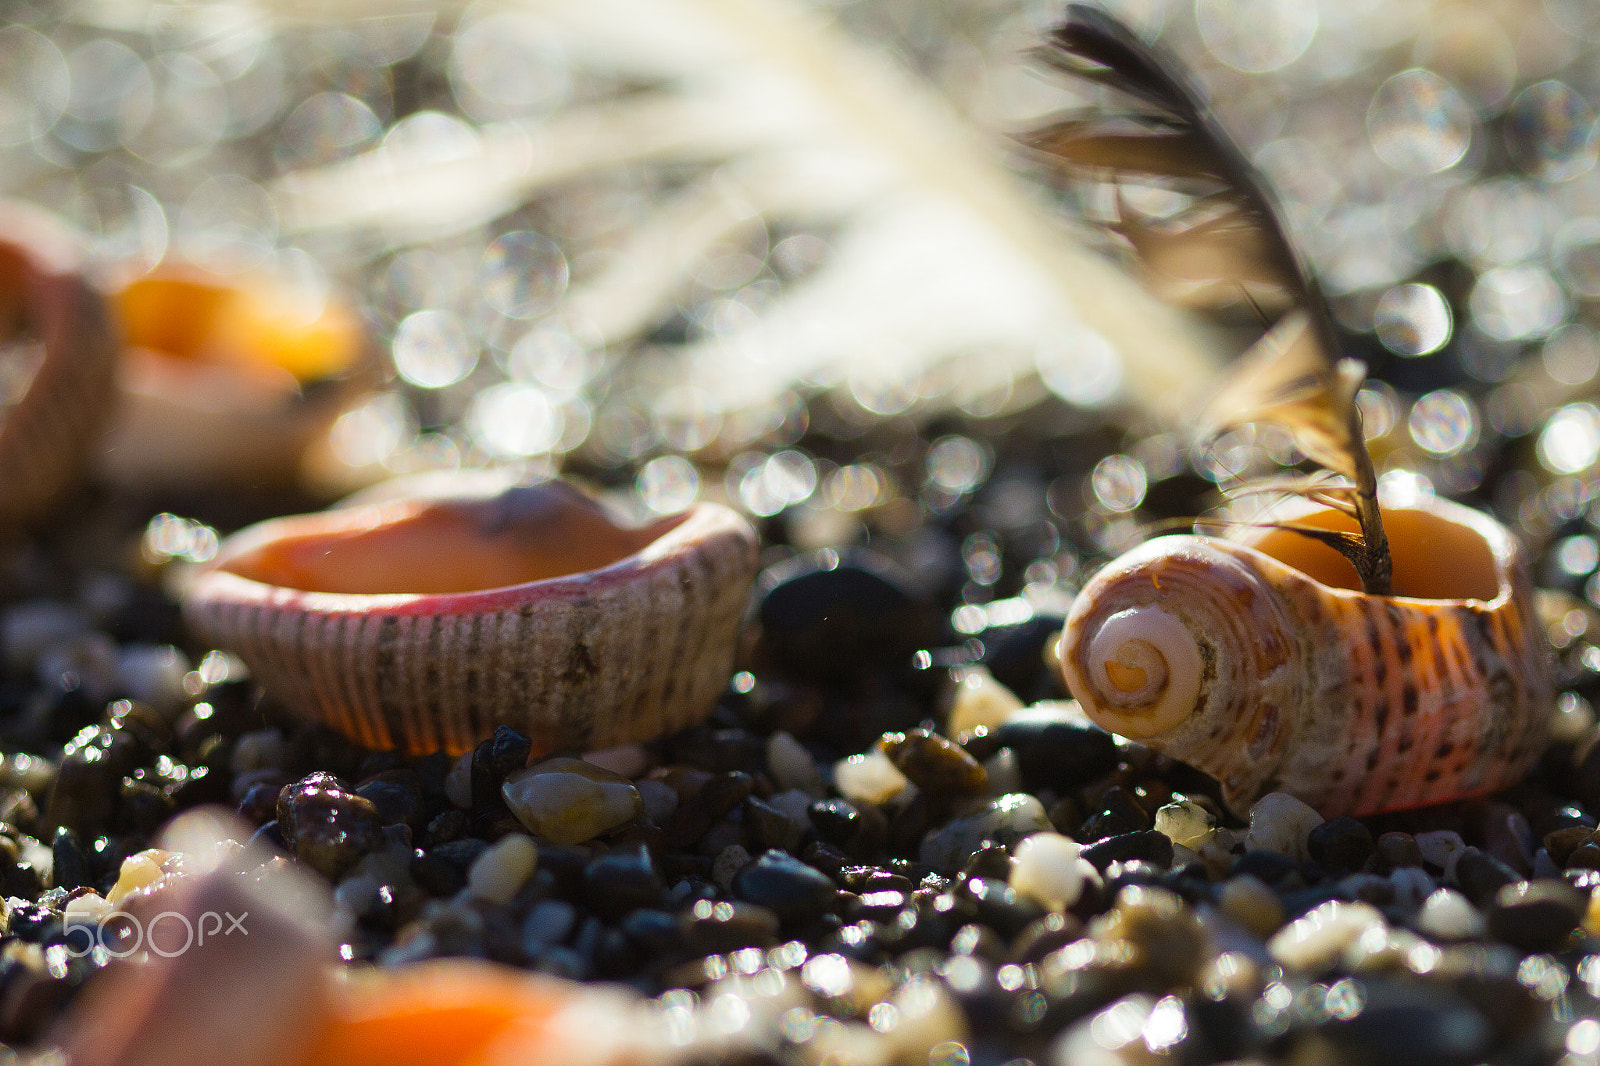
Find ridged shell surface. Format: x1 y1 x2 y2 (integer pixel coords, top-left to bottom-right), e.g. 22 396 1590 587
1059 496 1553 817
182 486 759 755
0 203 118 526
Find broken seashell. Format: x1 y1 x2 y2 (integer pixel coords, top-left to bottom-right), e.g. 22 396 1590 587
1059 494 1554 817
182 481 758 755
99 262 368 490
0 201 118 526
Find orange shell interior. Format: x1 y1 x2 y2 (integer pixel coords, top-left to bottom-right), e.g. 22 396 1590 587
1240 505 1500 602
218 487 688 596
114 269 363 384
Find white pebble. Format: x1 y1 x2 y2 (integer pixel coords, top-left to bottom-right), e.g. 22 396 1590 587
713 844 751 891
1389 866 1435 910
467 834 538 904
1246 792 1324 861
637 779 679 823
502 758 643 845
1153 799 1217 850
946 665 1024 736
1414 830 1466 871
583 744 650 779
834 750 911 806
880 976 967 1063
115 644 191 708
1011 832 1089 910
1416 888 1486 941
445 750 474 809
768 731 824 795
1267 899 1385 973
62 892 111 927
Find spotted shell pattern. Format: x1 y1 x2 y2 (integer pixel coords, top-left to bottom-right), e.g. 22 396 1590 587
1059 496 1554 817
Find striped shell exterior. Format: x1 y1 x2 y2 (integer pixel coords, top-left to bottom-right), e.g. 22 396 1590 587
1059 495 1554 817
0 203 118 526
182 482 758 755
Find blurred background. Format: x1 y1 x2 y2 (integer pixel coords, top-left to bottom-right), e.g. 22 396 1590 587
10 0 1600 611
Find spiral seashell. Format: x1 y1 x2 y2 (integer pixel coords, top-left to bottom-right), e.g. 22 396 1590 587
1059 495 1554 817
182 480 758 755
0 202 118 526
99 263 369 491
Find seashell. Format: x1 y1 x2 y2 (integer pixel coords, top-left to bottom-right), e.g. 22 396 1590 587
1058 495 1554 817
0 201 118 526
182 480 758 756
99 263 368 490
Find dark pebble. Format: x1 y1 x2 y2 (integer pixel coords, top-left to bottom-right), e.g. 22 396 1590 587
50 827 90 892
356 770 425 831
667 727 767 774
236 781 281 826
1377 832 1424 869
619 908 682 957
1231 850 1304 889
1453 848 1520 905
118 777 175 834
470 725 532 808
974 613 1068 700
755 549 938 681
744 797 806 852
879 729 987 796
984 719 1119 795
1309 979 1491 1066
1307 817 1375 872
583 843 664 921
732 850 838 925
1568 842 1600 870
1081 830 1173 871
1487 880 1583 952
1010 911 1083 962
522 899 579 954
809 798 886 858
425 809 470 847
410 851 467 897
957 877 1045 940
275 772 383 881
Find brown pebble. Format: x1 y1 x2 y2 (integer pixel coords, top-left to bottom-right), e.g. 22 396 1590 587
1542 826 1594 866
878 728 987 795
1377 831 1423 869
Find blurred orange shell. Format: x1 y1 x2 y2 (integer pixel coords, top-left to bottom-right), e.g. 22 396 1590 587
100 263 368 490
0 201 118 525
182 480 758 755
1059 494 1554 817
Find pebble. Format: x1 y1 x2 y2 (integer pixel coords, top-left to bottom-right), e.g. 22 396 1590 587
879 729 987 796
767 731 824 795
637 779 679 824
679 898 781 954
745 796 807 851
583 843 664 920
1388 865 1436 910
1152 799 1215 850
114 644 190 707
1416 888 1485 941
1080 830 1173 871
1486 879 1583 952
755 549 936 680
919 794 1053 870
1010 832 1092 910
713 844 751 891
1377 831 1425 869
1 601 86 671
466 833 538 904
107 850 169 905
444 751 474 809
810 798 886 857
1245 792 1324 861
1414 830 1467 872
276 771 383 880
985 712 1119 794
834 750 912 807
501 758 643 845
732 849 838 925
1218 874 1284 937
945 665 1024 736
1267 899 1386 973
1306 816 1374 872
522 899 578 953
